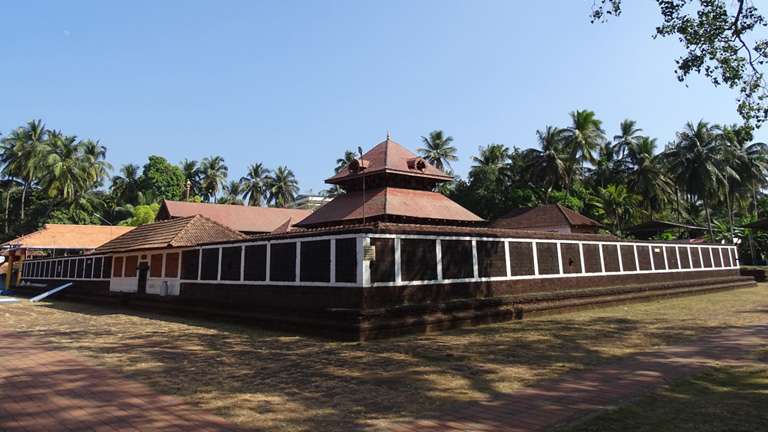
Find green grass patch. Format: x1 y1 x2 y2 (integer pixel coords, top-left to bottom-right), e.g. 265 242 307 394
560 366 768 432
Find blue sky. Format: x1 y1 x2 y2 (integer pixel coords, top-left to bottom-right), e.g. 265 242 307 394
0 1 760 193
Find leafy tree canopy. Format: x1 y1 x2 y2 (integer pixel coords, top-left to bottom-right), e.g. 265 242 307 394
139 155 185 201
592 0 768 126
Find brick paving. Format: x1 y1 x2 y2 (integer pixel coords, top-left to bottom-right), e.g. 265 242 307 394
0 330 244 432
379 324 768 432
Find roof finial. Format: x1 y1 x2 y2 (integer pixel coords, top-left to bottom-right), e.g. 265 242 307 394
386 130 391 140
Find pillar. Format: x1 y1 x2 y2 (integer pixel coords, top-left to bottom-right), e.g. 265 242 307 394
4 253 14 290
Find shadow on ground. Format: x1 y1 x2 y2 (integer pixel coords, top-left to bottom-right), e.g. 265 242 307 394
2 286 766 432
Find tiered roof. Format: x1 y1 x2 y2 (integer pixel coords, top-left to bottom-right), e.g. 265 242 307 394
295 136 482 228
489 204 602 231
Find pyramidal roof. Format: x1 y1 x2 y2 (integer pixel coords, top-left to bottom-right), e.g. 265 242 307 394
326 137 453 185
95 215 247 253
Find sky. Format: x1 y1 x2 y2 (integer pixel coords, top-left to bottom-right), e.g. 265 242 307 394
0 1 763 194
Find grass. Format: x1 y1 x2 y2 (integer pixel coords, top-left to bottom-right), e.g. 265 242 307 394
1 285 767 431
559 365 768 432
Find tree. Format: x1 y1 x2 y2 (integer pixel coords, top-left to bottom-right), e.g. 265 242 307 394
240 163 270 206
219 180 245 205
139 155 185 201
38 131 90 202
523 127 569 201
200 155 228 202
562 109 605 171
266 166 299 207
335 150 357 173
594 184 640 235
664 120 730 238
418 130 458 171
80 139 111 189
0 119 47 221
179 159 201 199
110 164 141 205
613 119 643 159
118 203 160 226
626 137 673 220
592 0 768 126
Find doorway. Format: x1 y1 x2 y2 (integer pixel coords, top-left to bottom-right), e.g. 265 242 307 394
137 262 149 295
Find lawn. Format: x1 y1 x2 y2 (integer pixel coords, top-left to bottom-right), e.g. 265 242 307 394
559 365 768 432
1 285 767 431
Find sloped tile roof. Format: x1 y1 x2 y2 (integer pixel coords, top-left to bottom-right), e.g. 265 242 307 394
326 138 453 184
1 224 134 251
294 187 483 227
95 215 247 254
158 200 312 233
489 204 602 230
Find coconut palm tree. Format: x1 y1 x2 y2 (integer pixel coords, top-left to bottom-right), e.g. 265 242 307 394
179 159 201 199
80 139 111 189
0 120 47 220
562 110 605 171
523 127 569 202
626 137 673 220
418 130 458 171
220 180 245 205
664 121 729 239
240 162 271 206
39 131 90 202
110 164 141 205
335 150 357 173
613 119 643 159
266 166 299 208
199 155 228 202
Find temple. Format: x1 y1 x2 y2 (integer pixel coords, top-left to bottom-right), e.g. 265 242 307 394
12 136 754 340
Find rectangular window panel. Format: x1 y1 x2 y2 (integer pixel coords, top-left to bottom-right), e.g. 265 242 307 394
181 249 200 280
334 238 357 283
243 244 267 281
102 256 112 279
370 238 395 283
711 247 723 268
300 240 330 282
602 244 620 272
113 257 123 277
537 242 560 274
269 243 296 282
665 246 679 269
509 241 535 275
690 247 702 268
651 246 666 270
701 247 713 268
150 254 163 278
678 246 691 269
220 246 242 281
93 257 103 278
75 259 84 278
124 256 138 277
477 240 506 278
84 258 93 278
561 243 583 274
619 245 636 272
164 252 179 278
401 239 437 281
200 248 220 281
441 239 473 280
68 259 76 278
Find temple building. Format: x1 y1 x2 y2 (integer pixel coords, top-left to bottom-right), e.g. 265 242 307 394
156 200 313 234
14 136 752 340
489 204 602 234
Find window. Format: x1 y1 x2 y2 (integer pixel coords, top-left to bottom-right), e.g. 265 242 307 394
200 248 220 281
113 256 124 277
220 247 242 281
150 254 163 278
125 256 138 277
244 244 267 281
102 256 112 279
164 252 179 278
75 259 84 278
181 249 200 280
93 257 103 278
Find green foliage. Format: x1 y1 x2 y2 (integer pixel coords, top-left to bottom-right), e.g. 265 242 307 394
118 203 160 226
592 0 768 127
139 155 185 201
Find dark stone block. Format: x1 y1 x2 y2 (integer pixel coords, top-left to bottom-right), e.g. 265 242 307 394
678 246 691 269
401 239 437 281
620 245 636 272
300 240 330 282
637 245 652 270
560 243 582 274
602 244 620 272
651 246 666 270
370 238 395 283
509 241 535 276
478 240 507 278
537 242 559 275
665 246 679 270
441 239 473 280
582 243 602 273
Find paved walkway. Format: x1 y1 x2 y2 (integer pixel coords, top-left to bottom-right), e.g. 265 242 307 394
380 324 768 432
0 331 243 432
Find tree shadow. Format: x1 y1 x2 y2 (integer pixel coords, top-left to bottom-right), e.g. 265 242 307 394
6 299 767 432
